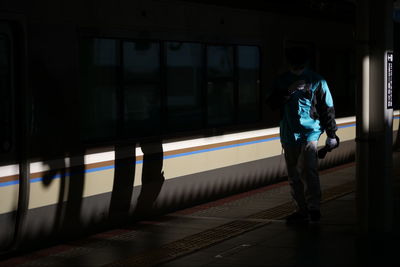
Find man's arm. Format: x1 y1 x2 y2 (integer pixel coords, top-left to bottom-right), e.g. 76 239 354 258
315 80 338 138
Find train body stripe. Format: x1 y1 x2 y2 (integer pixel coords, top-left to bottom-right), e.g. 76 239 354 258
26 135 281 184
164 136 281 160
0 180 20 187
0 134 283 186
0 174 19 183
338 123 355 129
1 117 397 188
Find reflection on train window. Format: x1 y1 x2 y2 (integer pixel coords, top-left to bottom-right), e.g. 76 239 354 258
79 38 262 141
238 46 260 123
166 42 202 131
123 41 161 135
80 38 118 140
207 45 234 78
0 34 12 152
207 45 235 125
319 48 355 117
207 80 234 125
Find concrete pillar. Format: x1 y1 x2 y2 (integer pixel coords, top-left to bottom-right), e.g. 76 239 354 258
356 0 394 233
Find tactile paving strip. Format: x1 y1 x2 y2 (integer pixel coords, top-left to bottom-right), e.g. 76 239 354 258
246 202 295 220
321 181 355 202
105 181 355 267
106 220 267 267
246 180 356 221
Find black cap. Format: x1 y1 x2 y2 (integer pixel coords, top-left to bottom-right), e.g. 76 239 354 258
285 46 310 68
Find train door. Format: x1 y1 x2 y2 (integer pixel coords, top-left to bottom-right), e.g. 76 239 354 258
0 21 19 251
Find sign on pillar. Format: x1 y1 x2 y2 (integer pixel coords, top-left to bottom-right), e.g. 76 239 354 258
387 51 393 109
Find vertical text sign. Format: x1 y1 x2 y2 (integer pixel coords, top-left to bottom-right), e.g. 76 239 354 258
387 51 393 109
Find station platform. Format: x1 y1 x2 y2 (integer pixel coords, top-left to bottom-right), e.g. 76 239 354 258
1 152 399 267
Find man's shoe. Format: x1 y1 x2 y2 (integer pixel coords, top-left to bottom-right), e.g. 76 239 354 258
286 211 309 224
309 209 321 223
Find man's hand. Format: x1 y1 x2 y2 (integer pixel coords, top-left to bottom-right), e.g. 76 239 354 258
288 80 306 94
325 137 338 150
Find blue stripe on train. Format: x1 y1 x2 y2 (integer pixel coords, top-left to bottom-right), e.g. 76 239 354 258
2 120 397 187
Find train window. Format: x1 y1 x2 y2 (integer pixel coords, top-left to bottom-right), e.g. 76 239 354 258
207 45 235 125
79 38 263 142
319 48 356 117
165 42 203 131
122 41 161 135
207 45 234 78
79 38 118 140
0 34 12 153
237 46 260 123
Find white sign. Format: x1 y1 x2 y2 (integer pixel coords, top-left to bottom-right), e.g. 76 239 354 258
387 52 393 109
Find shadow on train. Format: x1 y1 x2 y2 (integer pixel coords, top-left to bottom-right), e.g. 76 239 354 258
32 59 86 239
25 56 285 248
29 59 165 246
109 141 165 226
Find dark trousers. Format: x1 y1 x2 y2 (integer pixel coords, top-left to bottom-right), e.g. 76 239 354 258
283 141 321 212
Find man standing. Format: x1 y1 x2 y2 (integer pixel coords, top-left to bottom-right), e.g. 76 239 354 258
267 46 338 224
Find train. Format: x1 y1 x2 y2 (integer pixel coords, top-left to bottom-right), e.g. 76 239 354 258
0 0 399 254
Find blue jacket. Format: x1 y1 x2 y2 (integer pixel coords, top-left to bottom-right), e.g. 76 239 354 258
267 69 337 145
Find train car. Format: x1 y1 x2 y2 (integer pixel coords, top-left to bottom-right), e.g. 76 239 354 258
0 0 398 253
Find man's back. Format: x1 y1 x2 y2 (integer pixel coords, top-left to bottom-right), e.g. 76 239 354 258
273 68 334 145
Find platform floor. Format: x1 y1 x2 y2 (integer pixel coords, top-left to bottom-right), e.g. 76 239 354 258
1 152 400 267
